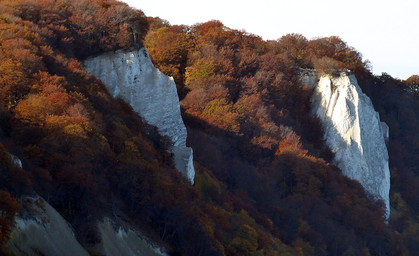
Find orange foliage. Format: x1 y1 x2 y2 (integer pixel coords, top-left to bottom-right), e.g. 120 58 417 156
0 2 412 255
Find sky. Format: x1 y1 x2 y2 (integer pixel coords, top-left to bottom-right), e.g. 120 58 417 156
121 0 419 79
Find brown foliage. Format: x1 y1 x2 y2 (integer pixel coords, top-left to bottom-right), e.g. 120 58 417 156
0 2 413 255
0 190 20 248
145 19 405 255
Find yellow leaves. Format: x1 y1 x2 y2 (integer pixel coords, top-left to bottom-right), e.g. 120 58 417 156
185 59 217 89
14 71 92 139
195 170 222 201
181 84 229 114
238 209 257 226
0 58 24 88
45 113 91 139
202 99 241 134
15 94 47 125
15 91 70 126
184 56 234 90
202 98 231 116
231 224 259 255
45 114 88 129
63 123 85 137
145 26 194 83
123 139 140 155
146 27 194 59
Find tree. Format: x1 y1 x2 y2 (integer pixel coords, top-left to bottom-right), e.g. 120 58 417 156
405 75 419 96
0 191 20 250
0 58 29 109
145 26 194 98
277 33 308 67
312 56 344 75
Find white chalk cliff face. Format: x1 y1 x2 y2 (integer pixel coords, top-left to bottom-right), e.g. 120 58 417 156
6 197 90 256
84 48 195 184
6 197 168 256
303 71 390 219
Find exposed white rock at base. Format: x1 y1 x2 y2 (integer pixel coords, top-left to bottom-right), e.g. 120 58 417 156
95 218 168 256
6 197 169 256
6 197 89 256
84 48 195 184
303 71 390 219
8 153 22 168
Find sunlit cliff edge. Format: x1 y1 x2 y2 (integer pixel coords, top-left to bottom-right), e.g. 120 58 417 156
84 48 195 184
302 71 390 219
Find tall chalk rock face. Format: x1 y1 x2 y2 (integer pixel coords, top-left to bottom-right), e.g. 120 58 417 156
84 48 195 184
302 71 390 219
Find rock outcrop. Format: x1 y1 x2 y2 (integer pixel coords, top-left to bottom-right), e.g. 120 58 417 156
84 48 195 183
302 71 390 219
7 153 22 168
6 197 168 256
95 218 167 256
6 197 90 256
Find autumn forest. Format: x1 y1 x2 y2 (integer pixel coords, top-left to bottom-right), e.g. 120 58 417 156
0 0 419 255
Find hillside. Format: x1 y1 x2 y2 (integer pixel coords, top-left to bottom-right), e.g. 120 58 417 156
0 0 418 255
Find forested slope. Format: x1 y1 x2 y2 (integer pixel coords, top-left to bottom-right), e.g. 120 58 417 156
0 1 418 255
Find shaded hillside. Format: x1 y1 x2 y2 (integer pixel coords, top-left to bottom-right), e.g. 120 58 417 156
145 18 418 255
356 70 419 253
0 1 417 255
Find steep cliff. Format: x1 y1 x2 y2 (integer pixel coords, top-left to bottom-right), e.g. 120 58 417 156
7 153 22 168
6 197 168 256
84 48 195 183
95 218 167 256
6 197 90 256
302 71 390 218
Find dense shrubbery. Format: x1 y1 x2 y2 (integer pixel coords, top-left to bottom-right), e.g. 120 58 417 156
145 18 417 255
0 1 294 255
0 1 418 255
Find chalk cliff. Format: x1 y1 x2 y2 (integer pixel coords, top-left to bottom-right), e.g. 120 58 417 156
6 197 167 256
84 48 195 183
7 153 22 168
6 197 90 256
302 71 390 218
95 218 168 256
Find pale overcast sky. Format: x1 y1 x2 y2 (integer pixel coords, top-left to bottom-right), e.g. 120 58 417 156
122 0 418 79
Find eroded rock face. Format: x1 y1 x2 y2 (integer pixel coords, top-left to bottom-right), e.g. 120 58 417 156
8 153 22 168
95 218 168 256
6 197 89 256
6 197 168 256
84 48 195 183
303 71 390 219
